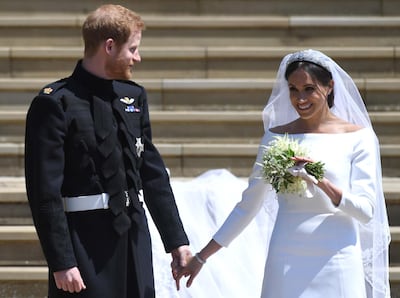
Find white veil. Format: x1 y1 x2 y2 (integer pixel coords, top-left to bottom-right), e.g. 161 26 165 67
262 49 391 297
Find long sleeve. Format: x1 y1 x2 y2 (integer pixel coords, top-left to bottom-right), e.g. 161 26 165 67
25 94 77 271
138 88 189 252
213 132 275 247
337 129 377 224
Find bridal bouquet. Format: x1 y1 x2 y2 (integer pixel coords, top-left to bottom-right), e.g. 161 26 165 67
260 134 325 194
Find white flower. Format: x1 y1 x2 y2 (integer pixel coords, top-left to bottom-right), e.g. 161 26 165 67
259 135 324 194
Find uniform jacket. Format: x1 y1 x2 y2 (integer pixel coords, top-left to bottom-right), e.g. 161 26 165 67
25 61 189 298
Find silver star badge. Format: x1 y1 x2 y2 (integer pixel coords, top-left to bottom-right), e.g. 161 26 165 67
135 137 144 157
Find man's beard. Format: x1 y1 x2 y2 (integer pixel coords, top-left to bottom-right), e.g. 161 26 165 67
105 57 132 80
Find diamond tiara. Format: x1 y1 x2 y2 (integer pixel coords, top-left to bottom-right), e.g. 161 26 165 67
286 49 331 71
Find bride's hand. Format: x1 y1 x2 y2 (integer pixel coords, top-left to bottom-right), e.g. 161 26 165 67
176 255 204 288
291 156 314 164
287 164 318 185
289 156 318 184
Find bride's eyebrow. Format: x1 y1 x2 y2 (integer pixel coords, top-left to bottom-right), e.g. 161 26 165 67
288 83 316 88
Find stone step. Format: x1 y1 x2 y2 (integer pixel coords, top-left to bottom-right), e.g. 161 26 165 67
1 109 399 145
0 226 44 266
1 176 400 294
1 77 400 111
1 14 400 47
1 174 400 212
0 225 391 264
1 46 399 79
0 0 398 15
1 266 400 297
0 227 399 296
384 178 400 227
1 141 400 177
2 177 400 225
2 222 400 259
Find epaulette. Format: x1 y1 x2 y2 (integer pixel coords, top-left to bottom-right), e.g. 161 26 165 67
38 78 69 96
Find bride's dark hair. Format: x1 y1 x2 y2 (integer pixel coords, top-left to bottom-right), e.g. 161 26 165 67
284 61 334 108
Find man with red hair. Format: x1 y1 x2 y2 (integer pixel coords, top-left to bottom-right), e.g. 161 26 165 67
25 4 191 297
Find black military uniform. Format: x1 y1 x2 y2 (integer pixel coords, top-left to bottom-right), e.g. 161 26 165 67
25 61 189 298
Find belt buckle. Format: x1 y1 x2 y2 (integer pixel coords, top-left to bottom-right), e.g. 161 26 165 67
101 193 109 209
124 191 130 207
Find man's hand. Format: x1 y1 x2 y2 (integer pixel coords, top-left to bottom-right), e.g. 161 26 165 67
53 267 86 293
175 254 204 288
170 245 192 290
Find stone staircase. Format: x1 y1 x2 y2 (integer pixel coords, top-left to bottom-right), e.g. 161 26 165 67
0 0 400 297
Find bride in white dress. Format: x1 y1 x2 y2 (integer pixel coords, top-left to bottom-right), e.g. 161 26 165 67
172 49 391 298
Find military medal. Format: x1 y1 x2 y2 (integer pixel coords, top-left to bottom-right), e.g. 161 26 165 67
135 137 144 157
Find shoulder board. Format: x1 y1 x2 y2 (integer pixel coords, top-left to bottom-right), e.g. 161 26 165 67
38 78 69 96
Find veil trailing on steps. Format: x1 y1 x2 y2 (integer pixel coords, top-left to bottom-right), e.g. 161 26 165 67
148 169 271 297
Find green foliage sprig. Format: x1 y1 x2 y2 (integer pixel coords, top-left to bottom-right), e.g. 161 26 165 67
261 134 325 193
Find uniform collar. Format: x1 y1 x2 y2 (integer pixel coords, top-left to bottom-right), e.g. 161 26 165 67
71 60 115 100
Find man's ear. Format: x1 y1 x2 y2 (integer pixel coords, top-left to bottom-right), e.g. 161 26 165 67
104 38 114 54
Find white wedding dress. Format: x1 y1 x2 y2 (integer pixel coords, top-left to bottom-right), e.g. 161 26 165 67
258 131 375 298
147 128 378 297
